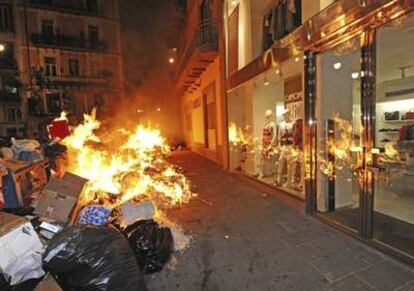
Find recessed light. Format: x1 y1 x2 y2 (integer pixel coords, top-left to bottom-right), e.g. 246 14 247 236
295 57 300 63
351 72 359 79
333 62 342 70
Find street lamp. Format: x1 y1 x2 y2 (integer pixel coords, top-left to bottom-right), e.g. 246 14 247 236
0 44 5 52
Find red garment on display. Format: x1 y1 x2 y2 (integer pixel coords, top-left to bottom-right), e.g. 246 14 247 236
293 118 303 148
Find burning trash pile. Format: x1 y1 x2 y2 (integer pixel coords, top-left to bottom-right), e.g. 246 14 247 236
0 110 193 291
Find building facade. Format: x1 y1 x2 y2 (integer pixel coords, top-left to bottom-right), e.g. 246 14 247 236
179 0 414 264
0 0 24 138
6 0 124 137
176 0 229 166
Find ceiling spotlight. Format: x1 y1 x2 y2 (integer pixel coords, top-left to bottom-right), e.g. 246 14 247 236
157 107 161 112
333 62 342 70
168 58 175 64
232 0 237 5
0 44 5 52
294 57 300 63
351 72 359 79
264 76 269 86
275 69 280 75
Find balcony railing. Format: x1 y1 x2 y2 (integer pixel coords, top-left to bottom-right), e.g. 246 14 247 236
176 19 218 79
31 33 108 52
27 0 100 16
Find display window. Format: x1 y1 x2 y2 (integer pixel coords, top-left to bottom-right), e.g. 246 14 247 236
228 55 305 197
374 12 414 257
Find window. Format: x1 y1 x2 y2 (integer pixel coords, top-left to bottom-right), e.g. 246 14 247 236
44 57 57 76
88 25 99 43
0 5 11 31
227 6 239 75
6 108 21 122
47 92 61 113
86 0 99 13
41 20 54 36
69 59 80 76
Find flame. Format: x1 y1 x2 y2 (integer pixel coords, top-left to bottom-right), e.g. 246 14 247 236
61 109 192 209
228 123 249 146
54 111 68 122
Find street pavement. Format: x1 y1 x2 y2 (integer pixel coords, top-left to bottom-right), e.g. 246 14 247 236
146 151 414 291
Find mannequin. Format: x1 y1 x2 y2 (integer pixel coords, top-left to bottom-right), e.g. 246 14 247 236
258 109 277 179
276 108 294 186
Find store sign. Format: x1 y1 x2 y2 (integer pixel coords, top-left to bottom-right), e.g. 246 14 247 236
285 92 303 104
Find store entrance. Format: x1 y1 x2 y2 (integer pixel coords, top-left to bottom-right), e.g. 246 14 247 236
316 35 363 233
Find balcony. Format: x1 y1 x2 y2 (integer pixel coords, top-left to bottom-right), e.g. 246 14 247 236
34 74 107 89
27 0 100 17
31 33 108 52
176 20 218 93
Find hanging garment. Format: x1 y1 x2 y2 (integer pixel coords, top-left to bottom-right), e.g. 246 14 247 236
275 0 287 40
262 12 274 51
286 0 296 33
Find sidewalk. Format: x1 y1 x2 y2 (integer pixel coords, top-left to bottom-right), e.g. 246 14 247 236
147 151 414 291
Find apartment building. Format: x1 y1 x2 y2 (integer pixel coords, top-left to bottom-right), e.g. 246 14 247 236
176 0 228 166
0 0 24 137
12 0 124 136
178 0 414 263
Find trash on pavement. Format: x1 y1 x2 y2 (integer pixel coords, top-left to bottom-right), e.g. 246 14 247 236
0 212 45 286
33 172 88 222
11 138 44 163
119 200 156 227
43 225 147 291
78 205 113 225
34 274 62 291
123 219 174 274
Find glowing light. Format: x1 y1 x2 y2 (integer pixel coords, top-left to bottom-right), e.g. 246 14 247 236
351 72 359 79
264 76 269 86
295 57 300 63
157 107 161 112
232 0 237 5
169 58 175 64
333 62 342 70
0 44 5 52
275 69 280 75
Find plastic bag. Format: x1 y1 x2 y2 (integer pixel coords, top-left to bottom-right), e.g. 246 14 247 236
43 225 147 291
77 205 112 225
124 220 174 274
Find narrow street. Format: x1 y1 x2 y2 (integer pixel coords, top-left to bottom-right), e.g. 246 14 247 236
147 151 414 291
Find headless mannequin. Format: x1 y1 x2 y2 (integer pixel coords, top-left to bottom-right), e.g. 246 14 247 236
276 111 295 186
258 111 276 178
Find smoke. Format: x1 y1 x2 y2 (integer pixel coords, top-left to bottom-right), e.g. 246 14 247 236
114 0 183 145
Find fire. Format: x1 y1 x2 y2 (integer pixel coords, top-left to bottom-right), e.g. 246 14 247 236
228 123 249 146
60 109 192 209
54 111 68 122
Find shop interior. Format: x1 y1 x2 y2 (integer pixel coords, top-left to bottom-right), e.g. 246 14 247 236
316 13 414 257
228 55 304 198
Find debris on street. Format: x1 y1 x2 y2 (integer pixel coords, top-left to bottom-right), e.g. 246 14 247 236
0 110 194 290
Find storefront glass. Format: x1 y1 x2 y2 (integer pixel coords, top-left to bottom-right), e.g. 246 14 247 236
374 12 414 256
316 36 362 233
228 56 305 197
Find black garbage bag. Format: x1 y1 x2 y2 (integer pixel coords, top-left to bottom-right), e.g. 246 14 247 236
123 219 174 274
42 225 147 291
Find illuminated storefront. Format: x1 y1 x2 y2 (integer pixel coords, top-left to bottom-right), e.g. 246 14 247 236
225 0 414 263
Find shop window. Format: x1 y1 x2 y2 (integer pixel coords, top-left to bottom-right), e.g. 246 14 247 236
227 56 304 197
261 0 301 52
69 59 80 76
0 4 11 31
228 5 239 75
374 12 414 257
41 19 54 36
44 57 57 76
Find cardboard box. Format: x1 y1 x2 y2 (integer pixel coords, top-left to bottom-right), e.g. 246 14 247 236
0 212 26 237
33 172 88 222
35 276 63 291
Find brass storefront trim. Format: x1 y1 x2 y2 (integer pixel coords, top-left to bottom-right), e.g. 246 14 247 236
227 0 413 91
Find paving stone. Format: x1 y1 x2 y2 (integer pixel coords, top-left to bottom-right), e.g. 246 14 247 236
325 275 377 291
355 260 414 291
310 247 372 281
145 152 414 290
